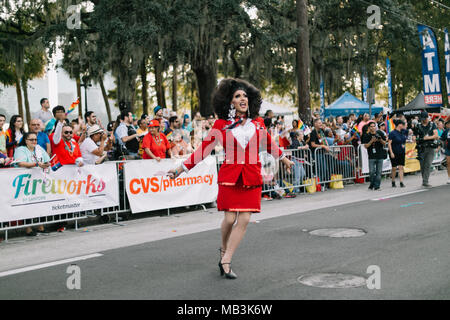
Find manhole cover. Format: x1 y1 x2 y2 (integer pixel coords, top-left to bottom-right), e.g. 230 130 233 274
298 273 366 288
309 228 366 237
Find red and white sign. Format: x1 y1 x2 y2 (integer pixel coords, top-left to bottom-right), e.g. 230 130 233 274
124 157 218 213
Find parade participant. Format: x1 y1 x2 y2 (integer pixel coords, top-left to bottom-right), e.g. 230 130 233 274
169 78 293 280
142 119 172 161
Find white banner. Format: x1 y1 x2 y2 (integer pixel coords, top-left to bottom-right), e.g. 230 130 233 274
0 163 119 223
360 145 392 174
125 157 218 213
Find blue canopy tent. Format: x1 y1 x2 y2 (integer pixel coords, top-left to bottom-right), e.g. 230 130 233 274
324 92 383 117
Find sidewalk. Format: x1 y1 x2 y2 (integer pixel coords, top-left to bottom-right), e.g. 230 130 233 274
0 170 448 273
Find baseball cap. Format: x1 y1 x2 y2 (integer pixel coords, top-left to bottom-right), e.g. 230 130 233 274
154 105 164 114
148 119 160 127
419 111 428 120
87 124 104 136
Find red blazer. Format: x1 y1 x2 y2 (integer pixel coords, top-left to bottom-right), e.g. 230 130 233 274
183 119 283 187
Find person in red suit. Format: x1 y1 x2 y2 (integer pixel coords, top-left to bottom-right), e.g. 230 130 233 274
169 78 293 279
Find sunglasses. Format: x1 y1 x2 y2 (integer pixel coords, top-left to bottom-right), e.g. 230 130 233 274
27 138 37 142
64 131 73 134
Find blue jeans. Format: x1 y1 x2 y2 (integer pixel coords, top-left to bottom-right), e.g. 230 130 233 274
369 158 383 188
293 159 306 192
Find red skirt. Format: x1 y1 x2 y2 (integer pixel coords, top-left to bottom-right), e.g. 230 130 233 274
217 175 262 213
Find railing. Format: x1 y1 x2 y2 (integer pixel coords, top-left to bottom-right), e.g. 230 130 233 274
314 145 357 188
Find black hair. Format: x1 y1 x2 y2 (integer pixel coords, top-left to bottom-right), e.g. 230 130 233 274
52 105 65 117
212 78 262 120
0 114 6 120
107 121 115 132
120 109 131 121
169 116 178 124
40 98 48 106
394 119 405 126
18 132 37 147
9 115 25 144
264 117 272 128
84 111 94 122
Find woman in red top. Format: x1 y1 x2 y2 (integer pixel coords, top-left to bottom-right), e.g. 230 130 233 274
142 120 172 161
169 79 293 279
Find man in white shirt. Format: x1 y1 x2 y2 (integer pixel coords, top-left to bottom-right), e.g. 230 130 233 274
35 98 53 126
80 124 108 165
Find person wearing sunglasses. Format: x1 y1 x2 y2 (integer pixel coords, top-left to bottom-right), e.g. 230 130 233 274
52 119 84 167
13 132 52 236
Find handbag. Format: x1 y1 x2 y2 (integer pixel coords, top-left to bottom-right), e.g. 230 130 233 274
330 174 344 189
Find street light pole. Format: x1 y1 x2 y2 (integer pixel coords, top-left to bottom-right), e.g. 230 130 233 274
81 75 91 116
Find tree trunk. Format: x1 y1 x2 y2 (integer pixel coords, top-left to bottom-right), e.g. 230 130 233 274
21 78 31 126
14 72 24 119
76 75 83 117
296 0 311 123
172 64 178 112
193 65 216 117
141 57 149 116
116 68 137 113
99 76 112 123
154 57 166 109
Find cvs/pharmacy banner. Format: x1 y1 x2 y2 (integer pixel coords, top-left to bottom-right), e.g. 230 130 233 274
124 157 218 213
0 163 119 223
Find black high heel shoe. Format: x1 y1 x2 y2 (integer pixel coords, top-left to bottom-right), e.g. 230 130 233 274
219 262 237 279
218 248 225 276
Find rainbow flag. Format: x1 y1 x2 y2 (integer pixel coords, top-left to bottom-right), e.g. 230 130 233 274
386 116 395 133
350 124 360 138
66 99 80 115
297 119 306 130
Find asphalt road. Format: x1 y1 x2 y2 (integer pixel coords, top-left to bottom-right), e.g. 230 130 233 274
0 184 449 300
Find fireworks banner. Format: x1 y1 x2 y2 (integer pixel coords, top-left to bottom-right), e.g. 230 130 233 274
418 24 443 107
0 163 119 223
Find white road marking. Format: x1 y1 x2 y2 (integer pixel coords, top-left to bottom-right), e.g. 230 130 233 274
0 253 103 278
371 189 428 201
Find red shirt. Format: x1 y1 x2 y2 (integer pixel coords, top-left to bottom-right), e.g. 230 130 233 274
53 138 82 165
142 132 171 159
279 136 290 149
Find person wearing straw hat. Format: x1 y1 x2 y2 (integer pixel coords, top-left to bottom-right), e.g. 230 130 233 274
80 124 109 165
168 78 293 280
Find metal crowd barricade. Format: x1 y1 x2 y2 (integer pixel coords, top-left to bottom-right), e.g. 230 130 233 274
214 149 314 195
314 145 357 188
98 160 131 223
262 148 314 194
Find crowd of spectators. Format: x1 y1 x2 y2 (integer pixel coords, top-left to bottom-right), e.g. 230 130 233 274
1 96 449 234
